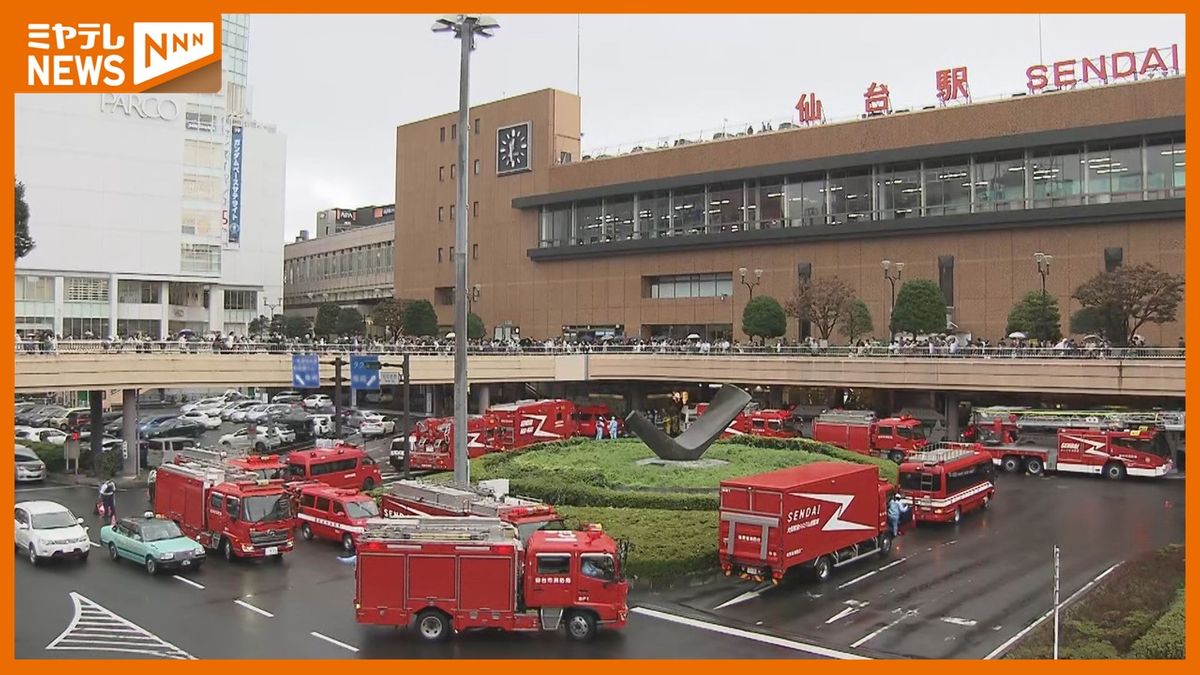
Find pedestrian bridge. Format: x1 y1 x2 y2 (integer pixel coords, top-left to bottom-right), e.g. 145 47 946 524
13 351 1185 398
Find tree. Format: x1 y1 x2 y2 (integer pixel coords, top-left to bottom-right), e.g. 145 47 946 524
839 299 874 343
284 316 311 339
16 180 34 259
248 315 270 336
468 312 486 340
335 307 365 336
313 303 341 337
269 313 287 335
402 299 439 337
1069 306 1119 341
784 276 854 341
890 279 947 336
1072 263 1184 345
742 295 787 341
371 298 405 336
1006 291 1063 343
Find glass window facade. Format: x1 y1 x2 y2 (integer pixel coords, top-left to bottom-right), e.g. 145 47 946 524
117 280 161 304
923 158 971 216
879 163 921 219
16 275 54 302
648 273 733 299
828 170 872 224
65 277 109 302
180 243 222 274
224 290 257 310
784 174 827 227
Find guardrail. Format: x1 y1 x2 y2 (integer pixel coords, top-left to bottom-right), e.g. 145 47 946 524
14 340 1184 360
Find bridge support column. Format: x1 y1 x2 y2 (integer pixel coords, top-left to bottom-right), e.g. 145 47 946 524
944 392 960 441
768 386 784 409
88 392 105 459
626 385 646 416
121 390 138 477
475 384 490 413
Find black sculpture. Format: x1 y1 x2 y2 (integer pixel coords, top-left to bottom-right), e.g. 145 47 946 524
625 384 752 460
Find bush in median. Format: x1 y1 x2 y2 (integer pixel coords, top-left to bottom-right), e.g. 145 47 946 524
1127 586 1185 659
559 505 718 579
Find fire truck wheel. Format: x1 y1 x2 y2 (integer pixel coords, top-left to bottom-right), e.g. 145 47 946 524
145 557 158 575
255 443 267 453
301 523 314 541
952 508 962 524
888 451 904 464
1025 457 1044 476
416 609 451 642
813 556 832 582
565 610 598 642
1103 462 1127 481
341 534 355 553
1001 456 1021 473
221 538 236 562
878 534 893 556
362 477 375 491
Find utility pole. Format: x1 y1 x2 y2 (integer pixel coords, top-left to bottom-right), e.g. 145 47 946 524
331 356 346 437
402 352 412 478
1053 545 1061 660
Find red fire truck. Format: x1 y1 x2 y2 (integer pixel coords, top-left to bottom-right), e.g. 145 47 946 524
294 482 380 552
154 455 296 562
489 399 577 449
572 403 623 438
719 463 895 584
285 444 382 491
811 411 928 463
172 446 288 481
897 446 995 524
380 480 564 541
407 414 500 471
978 428 1173 480
695 403 797 439
355 517 629 642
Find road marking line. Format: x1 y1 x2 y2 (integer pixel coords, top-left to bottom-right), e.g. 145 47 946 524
850 609 914 648
234 599 274 618
879 556 908 571
837 569 878 589
713 589 765 610
631 606 869 660
173 575 205 590
940 616 978 626
47 592 195 660
983 562 1121 659
310 631 359 652
89 541 100 547
825 607 859 624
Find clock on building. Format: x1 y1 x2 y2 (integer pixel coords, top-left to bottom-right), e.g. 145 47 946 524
496 122 531 175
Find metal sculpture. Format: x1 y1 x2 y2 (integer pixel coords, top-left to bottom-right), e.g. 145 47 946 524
625 384 752 460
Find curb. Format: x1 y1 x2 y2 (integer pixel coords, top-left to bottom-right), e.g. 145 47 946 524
47 473 146 489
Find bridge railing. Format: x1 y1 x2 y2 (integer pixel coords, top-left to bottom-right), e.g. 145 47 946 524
13 340 1185 360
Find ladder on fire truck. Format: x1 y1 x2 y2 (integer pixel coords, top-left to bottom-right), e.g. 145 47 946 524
815 410 879 425
973 407 1183 432
359 516 517 544
908 446 980 465
158 452 261 486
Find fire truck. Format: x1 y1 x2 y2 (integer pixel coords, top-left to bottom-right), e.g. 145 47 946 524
970 427 1173 480
407 414 500 471
719 463 894 584
154 454 296 562
380 480 564 541
172 447 287 480
572 403 623 438
294 482 380 552
897 446 995 524
695 403 797 439
354 517 629 642
968 406 1185 445
489 399 577 449
811 411 928 463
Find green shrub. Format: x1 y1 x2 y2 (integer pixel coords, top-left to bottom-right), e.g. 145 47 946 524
92 446 124 478
559 506 718 579
20 439 65 472
1127 587 1185 659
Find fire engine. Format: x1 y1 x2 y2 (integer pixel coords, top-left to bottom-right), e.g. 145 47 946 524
967 406 1185 445
172 446 287 480
719 463 895 583
154 453 296 562
294 482 380 552
572 403 623 438
354 517 629 642
380 480 564 541
898 446 995 524
971 427 1173 480
407 414 500 471
695 403 797 439
811 410 928 463
284 443 382 491
489 399 577 449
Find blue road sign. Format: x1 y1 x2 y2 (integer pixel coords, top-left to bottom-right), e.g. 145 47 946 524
292 354 321 389
350 354 380 391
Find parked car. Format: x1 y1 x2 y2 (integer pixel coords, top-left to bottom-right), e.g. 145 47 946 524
303 394 333 410
179 410 222 430
100 516 206 574
244 404 289 424
138 414 179 435
272 390 301 402
15 500 90 565
25 405 68 427
16 427 67 446
361 411 396 434
273 394 302 405
14 401 40 417
143 418 206 440
222 400 260 422
358 413 395 437
234 404 270 424
15 444 46 483
218 427 289 453
48 407 88 430
142 437 198 468
15 404 53 426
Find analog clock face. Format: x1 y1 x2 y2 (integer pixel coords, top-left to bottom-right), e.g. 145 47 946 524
497 123 530 174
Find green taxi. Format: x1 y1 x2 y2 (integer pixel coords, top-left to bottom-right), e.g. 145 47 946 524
100 514 207 575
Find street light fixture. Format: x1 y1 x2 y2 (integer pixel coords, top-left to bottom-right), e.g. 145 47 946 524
433 14 498 487
738 267 764 299
882 259 904 342
1034 251 1053 297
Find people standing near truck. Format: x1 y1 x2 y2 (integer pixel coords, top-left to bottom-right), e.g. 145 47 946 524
887 493 908 537
608 416 619 440
595 417 605 440
147 469 157 504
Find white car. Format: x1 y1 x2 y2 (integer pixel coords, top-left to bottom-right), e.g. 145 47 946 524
233 404 270 423
15 500 90 565
179 410 222 430
222 400 260 421
16 427 67 446
244 404 286 424
359 413 395 437
310 414 333 437
218 426 292 453
303 394 332 410
181 397 225 414
15 444 46 482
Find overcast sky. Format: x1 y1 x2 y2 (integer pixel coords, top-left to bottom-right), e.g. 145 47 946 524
246 14 1185 241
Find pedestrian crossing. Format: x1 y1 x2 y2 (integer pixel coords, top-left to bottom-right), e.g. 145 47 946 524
46 592 195 660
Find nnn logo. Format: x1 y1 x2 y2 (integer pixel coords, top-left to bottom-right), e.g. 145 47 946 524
134 22 214 85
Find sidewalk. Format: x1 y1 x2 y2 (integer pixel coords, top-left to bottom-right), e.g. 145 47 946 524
47 472 146 489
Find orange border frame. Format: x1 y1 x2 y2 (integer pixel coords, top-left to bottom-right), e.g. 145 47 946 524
0 3 1194 671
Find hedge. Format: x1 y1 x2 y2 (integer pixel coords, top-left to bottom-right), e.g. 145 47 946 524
559 506 718 579
731 435 900 484
20 439 65 472
17 438 122 477
1127 586 1185 659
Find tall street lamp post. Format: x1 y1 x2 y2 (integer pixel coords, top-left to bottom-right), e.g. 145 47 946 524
1034 251 1053 297
882 259 904 342
738 267 763 299
433 14 498 487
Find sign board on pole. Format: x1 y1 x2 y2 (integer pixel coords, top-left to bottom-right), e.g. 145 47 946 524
380 371 402 386
350 354 381 391
292 354 321 389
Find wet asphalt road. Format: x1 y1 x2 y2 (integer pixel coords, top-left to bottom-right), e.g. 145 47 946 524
644 472 1186 659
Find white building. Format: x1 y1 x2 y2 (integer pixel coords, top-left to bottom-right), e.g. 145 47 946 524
14 15 285 339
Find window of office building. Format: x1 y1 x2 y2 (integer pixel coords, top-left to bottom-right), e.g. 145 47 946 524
185 104 218 132
1146 135 1185 198
439 166 445 182
15 275 54 302
938 256 955 308
784 174 827 227
474 118 480 135
751 180 784 229
117 280 161 304
62 317 109 338
576 200 604 244
828 170 872 224
648 273 733 299
707 182 746 232
451 124 457 139
435 286 454 306
879 163 921 219
437 247 443 263
923 158 971 216
1104 247 1124 273
540 205 573 247
182 175 221 201
474 159 481 175
638 192 671 239
605 197 636 240
450 164 456 179
180 243 221 274
973 151 1026 211
440 126 445 142
1030 146 1084 207
671 189 706 235
117 319 161 339
1086 141 1143 203
224 289 257 310
65 277 109 302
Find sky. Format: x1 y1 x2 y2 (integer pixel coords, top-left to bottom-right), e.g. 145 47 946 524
245 14 1186 242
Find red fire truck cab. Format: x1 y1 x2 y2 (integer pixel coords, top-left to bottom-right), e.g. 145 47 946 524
811 411 928 463
489 399 577 449
408 414 500 471
380 480 564 541
984 428 1173 480
696 403 797 439
719 463 894 584
898 446 995 524
154 457 296 561
285 444 383 491
355 517 629 642
295 482 380 552
572 403 624 438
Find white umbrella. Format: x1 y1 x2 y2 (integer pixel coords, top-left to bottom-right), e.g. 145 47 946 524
1007 331 1027 339
686 333 701 340
444 332 455 339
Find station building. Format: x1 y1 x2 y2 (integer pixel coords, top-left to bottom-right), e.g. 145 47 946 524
394 75 1184 344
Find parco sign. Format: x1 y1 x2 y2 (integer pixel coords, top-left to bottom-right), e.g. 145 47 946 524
99 93 180 121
